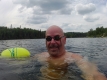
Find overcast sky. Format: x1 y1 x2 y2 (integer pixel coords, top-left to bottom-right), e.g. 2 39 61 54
0 0 107 32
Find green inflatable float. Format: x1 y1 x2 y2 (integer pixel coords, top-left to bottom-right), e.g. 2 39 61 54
0 47 30 58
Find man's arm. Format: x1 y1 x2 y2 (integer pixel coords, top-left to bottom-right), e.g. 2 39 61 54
71 54 107 80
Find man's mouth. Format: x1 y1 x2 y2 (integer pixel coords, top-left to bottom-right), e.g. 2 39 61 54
49 45 59 51
50 47 58 50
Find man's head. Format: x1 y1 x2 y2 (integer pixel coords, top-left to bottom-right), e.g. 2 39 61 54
45 25 66 58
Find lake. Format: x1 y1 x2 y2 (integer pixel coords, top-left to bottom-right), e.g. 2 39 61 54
0 38 107 80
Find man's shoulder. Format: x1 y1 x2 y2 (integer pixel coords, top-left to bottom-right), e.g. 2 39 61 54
34 52 49 57
41 52 49 55
40 52 49 56
66 52 83 60
34 52 49 62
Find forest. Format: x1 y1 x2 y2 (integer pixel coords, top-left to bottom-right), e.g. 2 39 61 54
87 26 107 37
65 26 107 38
0 26 45 40
0 26 107 40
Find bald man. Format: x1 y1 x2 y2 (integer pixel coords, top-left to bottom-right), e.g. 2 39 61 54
35 25 107 80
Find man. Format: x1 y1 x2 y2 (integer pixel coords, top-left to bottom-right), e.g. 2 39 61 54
35 25 107 80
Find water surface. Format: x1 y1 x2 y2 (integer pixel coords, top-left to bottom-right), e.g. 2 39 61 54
0 38 107 80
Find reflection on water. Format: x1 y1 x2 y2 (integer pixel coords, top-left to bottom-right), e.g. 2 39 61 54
0 38 107 80
39 62 84 80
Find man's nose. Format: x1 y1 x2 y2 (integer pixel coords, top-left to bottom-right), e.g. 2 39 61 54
50 38 56 43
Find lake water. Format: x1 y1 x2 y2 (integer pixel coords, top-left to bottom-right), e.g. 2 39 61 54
0 38 107 80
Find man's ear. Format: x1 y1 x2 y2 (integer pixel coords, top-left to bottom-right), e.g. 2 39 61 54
64 36 66 44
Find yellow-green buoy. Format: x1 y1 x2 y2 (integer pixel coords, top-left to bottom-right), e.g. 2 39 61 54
0 47 30 58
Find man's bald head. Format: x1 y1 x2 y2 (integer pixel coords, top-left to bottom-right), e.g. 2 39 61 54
46 25 64 36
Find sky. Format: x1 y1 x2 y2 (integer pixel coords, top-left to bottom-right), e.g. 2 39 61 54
0 0 107 32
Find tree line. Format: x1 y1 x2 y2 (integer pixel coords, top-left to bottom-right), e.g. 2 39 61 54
64 26 107 38
64 32 87 38
87 26 107 37
0 26 106 40
0 26 45 40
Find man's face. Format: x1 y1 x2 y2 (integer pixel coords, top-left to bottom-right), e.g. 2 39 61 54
45 29 66 57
